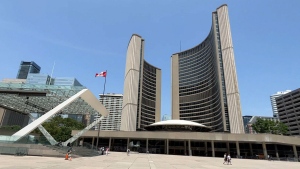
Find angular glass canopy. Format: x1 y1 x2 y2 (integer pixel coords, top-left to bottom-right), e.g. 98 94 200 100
0 82 109 144
0 82 99 116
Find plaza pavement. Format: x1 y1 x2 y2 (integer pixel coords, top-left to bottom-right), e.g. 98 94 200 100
0 152 299 169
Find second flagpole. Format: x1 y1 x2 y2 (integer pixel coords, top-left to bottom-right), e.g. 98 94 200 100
96 70 107 151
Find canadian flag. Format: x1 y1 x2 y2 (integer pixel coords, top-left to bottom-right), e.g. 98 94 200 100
95 71 107 77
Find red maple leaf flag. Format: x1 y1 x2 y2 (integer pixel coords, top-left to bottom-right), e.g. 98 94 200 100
95 71 107 77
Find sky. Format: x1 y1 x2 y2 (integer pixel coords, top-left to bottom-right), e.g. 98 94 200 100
0 0 299 119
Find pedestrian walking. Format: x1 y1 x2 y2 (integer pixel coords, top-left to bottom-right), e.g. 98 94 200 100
68 152 72 161
127 149 130 156
106 147 109 156
223 153 227 164
227 154 232 165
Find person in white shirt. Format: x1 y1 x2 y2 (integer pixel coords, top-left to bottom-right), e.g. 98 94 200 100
223 153 227 164
227 154 232 165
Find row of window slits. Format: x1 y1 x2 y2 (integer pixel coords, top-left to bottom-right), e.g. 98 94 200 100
179 52 214 81
140 105 156 129
181 115 223 132
177 24 224 132
179 62 216 87
178 73 218 96
143 61 157 75
139 60 157 130
179 74 220 104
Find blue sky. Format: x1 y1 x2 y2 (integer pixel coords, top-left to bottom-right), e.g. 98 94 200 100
0 0 299 118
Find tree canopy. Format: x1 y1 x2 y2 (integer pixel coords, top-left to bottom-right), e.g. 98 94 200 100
0 125 21 131
251 118 288 135
36 116 85 142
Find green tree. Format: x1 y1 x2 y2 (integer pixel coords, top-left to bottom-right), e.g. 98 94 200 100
252 118 288 135
0 125 21 131
273 121 288 135
36 116 85 142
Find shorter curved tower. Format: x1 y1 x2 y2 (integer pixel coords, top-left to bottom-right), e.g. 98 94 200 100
171 5 244 133
121 34 161 131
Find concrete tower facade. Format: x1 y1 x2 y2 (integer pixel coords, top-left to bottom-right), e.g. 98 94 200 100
171 5 244 133
121 34 161 131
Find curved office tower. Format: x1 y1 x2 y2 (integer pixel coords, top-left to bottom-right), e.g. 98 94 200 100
171 5 244 133
121 34 161 131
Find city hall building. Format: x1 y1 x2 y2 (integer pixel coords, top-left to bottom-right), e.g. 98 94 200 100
1 4 300 161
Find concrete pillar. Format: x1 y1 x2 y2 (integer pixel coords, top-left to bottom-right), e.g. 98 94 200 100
293 145 298 159
274 144 279 160
74 138 79 146
184 140 187 155
81 137 85 147
146 138 148 153
91 137 95 149
211 140 215 157
166 139 169 155
127 138 129 149
108 137 111 150
262 142 268 160
188 140 192 156
205 141 208 156
226 142 230 153
249 143 253 156
236 141 240 158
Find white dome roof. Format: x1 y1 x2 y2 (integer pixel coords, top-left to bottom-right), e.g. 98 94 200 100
149 119 208 128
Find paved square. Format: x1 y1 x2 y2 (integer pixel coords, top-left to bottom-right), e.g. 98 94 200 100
0 152 299 169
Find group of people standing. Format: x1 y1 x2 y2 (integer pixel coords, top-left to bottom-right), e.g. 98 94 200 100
223 153 232 165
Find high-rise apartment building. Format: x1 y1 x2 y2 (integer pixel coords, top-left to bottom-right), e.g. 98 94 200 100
120 34 161 131
270 90 291 118
171 5 244 133
17 61 41 79
95 93 123 131
276 88 300 136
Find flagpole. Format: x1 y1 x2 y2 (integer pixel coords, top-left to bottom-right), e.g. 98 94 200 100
96 70 107 151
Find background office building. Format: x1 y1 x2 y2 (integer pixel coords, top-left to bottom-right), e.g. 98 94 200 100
94 93 122 131
26 73 52 85
1 79 26 84
162 114 171 121
17 61 41 79
246 116 279 134
276 88 300 136
120 34 161 131
53 77 82 86
242 115 252 133
171 5 244 133
270 90 291 118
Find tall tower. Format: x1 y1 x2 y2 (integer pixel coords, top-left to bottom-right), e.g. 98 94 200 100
120 34 161 131
270 90 291 118
17 61 41 79
171 5 244 133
